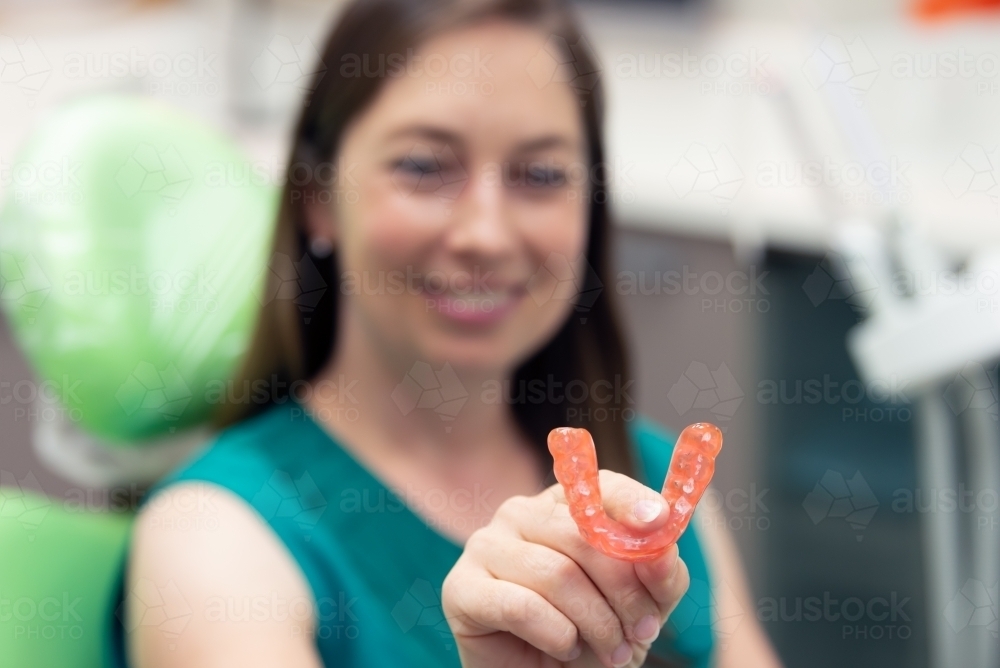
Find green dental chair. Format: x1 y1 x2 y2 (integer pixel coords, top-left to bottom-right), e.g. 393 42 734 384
0 96 278 667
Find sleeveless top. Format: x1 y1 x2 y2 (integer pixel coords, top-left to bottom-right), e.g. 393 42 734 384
105 401 716 667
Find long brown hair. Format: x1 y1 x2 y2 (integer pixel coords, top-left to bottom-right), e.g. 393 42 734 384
219 0 637 478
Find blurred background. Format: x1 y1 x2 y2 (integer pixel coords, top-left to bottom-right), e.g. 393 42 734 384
1 0 999 666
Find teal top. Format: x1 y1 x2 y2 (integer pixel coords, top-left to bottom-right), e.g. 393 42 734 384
105 402 716 667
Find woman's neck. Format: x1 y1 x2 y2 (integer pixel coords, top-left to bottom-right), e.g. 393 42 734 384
303 309 548 543
304 310 532 468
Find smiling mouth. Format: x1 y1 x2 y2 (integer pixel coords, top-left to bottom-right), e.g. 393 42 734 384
424 287 527 326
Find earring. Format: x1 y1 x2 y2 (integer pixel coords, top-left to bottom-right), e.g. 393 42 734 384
309 236 334 258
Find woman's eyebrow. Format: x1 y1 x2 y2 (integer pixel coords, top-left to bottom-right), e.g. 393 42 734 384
385 125 463 145
512 135 580 153
385 125 580 153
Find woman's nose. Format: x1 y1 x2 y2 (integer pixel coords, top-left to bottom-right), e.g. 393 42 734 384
444 166 519 260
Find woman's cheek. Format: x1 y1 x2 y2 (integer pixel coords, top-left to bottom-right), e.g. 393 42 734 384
523 204 589 267
355 201 437 270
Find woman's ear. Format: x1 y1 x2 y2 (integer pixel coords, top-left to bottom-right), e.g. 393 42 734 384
302 188 338 256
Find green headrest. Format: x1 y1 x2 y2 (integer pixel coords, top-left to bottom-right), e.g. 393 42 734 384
0 95 278 446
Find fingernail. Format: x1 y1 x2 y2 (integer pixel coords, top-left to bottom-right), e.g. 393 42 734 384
633 499 662 523
611 641 633 667
568 640 582 660
634 614 660 643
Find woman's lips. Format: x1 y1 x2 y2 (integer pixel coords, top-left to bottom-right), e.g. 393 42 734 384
426 289 525 326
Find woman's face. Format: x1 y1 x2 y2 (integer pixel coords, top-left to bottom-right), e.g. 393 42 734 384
313 20 591 374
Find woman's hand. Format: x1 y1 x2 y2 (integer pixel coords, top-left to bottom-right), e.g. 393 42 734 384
442 470 690 668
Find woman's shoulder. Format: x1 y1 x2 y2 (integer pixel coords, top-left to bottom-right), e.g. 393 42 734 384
146 401 319 503
132 401 334 568
130 401 318 584
125 478 319 666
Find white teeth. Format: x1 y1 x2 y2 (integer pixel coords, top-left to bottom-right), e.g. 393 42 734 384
442 291 511 301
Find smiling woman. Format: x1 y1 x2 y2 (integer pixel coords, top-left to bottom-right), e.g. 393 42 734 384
106 1 781 668
223 0 635 476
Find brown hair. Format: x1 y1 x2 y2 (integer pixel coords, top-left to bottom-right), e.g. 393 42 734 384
218 0 637 478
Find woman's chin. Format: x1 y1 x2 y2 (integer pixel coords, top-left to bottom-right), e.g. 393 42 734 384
416 336 520 375
392 294 564 374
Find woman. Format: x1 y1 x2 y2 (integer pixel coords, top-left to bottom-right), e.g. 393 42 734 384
108 0 782 666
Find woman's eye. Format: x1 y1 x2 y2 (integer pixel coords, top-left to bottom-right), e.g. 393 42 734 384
530 167 567 187
507 162 568 190
395 156 440 176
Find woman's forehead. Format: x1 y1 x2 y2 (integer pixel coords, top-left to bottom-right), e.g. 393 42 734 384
343 22 587 154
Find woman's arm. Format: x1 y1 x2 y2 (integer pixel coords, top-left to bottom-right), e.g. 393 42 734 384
695 501 783 668
125 482 323 668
